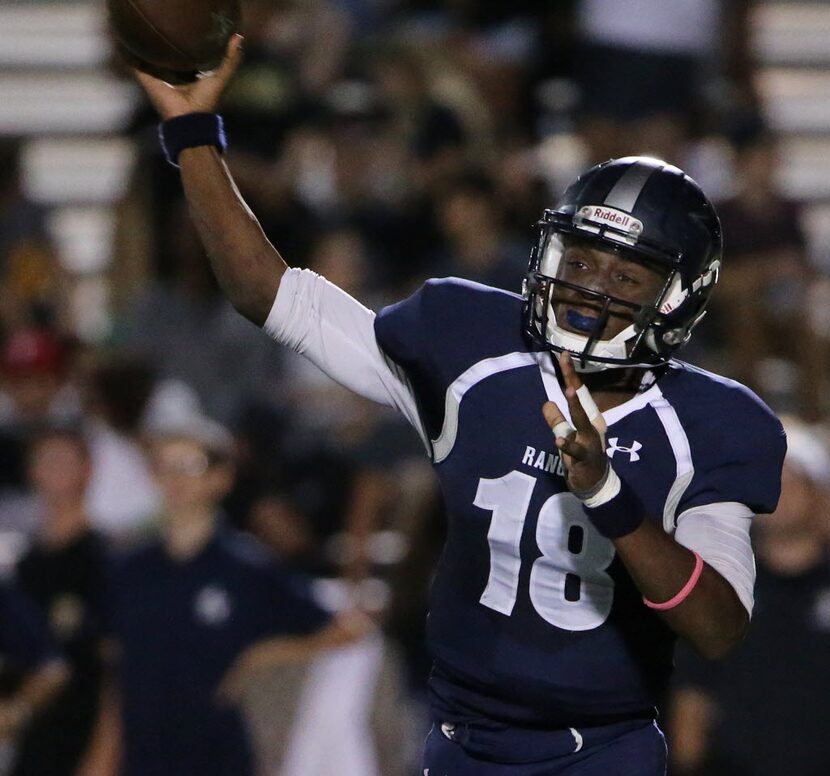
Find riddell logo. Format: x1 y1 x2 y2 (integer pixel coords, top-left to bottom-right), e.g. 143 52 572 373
577 206 644 236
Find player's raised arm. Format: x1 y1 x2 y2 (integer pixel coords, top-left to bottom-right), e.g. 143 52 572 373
131 37 428 442
133 36 285 326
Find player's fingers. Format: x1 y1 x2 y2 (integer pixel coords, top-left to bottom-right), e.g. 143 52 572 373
542 401 575 440
558 353 609 437
558 351 584 392
194 35 243 105
132 69 186 118
190 35 243 110
217 33 245 79
134 68 173 93
133 69 155 88
195 34 244 85
559 353 591 432
563 384 593 435
577 384 607 436
555 435 589 461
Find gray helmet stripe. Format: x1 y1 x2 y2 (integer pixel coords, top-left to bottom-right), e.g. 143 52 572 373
603 161 662 212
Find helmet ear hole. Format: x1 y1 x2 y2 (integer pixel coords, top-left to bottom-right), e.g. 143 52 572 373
632 308 654 332
659 308 707 349
662 328 687 346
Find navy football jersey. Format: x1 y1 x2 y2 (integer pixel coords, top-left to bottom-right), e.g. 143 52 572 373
374 278 785 729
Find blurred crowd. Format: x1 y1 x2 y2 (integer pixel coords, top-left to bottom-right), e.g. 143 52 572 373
0 0 829 774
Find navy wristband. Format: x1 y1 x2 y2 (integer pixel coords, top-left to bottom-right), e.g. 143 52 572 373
159 112 227 168
582 472 646 539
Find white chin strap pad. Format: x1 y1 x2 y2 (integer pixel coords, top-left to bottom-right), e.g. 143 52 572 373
546 321 638 372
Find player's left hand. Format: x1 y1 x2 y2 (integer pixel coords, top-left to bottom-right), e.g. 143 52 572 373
134 34 245 120
542 352 609 495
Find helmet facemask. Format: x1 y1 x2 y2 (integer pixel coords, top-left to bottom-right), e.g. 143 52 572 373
524 228 680 372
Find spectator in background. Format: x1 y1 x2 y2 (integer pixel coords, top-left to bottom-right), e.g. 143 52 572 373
694 124 826 418
0 328 80 505
431 169 529 292
222 0 351 150
0 581 68 771
573 0 756 165
0 329 78 430
0 138 66 333
365 46 471 282
12 427 107 776
374 45 468 192
308 226 381 308
82 417 368 776
123 200 284 424
82 357 162 541
421 0 543 140
669 417 830 776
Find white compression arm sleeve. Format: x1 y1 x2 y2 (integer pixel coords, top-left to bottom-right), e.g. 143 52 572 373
674 501 756 616
263 268 429 449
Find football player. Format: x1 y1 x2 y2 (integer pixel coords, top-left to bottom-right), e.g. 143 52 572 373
131 38 785 775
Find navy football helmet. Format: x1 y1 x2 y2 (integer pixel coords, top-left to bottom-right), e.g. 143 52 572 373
523 156 722 372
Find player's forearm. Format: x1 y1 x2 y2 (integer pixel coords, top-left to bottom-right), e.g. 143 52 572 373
179 146 287 326
614 521 748 660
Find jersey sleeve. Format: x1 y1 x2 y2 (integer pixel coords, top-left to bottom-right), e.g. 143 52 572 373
374 284 433 368
374 284 441 433
677 386 787 516
375 277 532 446
263 268 428 449
683 424 785 515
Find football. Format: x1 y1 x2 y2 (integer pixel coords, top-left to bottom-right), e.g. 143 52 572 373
107 0 242 84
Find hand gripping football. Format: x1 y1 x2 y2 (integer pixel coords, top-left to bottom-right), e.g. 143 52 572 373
108 0 241 84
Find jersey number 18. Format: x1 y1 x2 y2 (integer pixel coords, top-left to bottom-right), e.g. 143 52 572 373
474 470 616 631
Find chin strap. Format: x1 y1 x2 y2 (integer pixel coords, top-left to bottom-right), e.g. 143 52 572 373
547 317 639 373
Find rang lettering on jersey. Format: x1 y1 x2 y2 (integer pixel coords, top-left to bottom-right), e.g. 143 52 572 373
522 446 566 476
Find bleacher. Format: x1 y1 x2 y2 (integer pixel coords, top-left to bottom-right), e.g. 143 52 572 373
0 0 137 341
1 0 829 337
755 1 830 265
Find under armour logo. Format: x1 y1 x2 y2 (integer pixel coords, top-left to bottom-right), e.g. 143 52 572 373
606 438 642 462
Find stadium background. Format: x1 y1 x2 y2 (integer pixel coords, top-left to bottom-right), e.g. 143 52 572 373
0 1 828 774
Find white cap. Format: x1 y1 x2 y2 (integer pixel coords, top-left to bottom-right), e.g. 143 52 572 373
148 414 235 460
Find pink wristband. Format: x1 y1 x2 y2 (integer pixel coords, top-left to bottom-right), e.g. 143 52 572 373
643 552 704 611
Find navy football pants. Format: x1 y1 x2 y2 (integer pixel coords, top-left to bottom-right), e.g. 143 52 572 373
422 719 667 775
